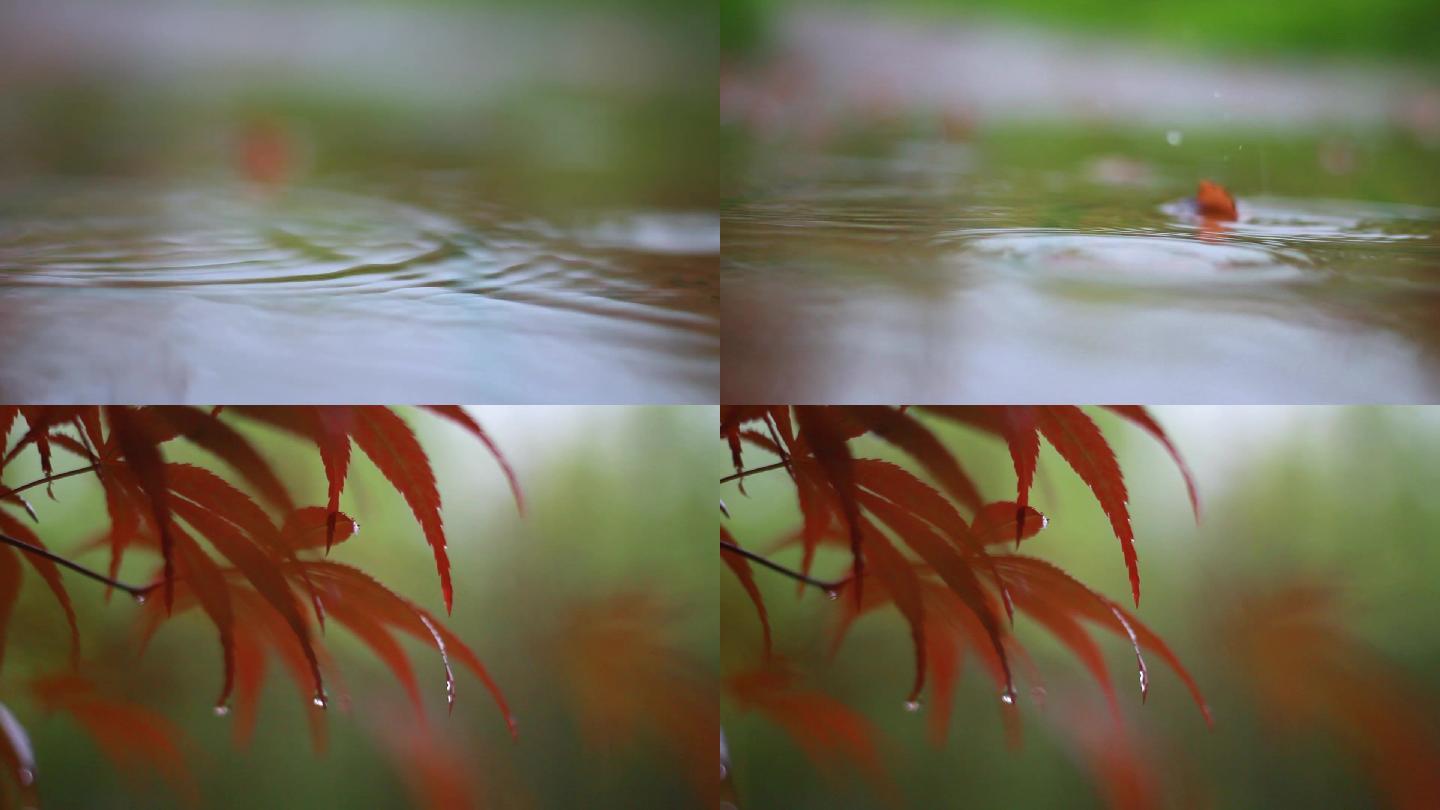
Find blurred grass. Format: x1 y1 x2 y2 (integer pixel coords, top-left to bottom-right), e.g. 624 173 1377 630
722 0 1440 64
723 123 1440 208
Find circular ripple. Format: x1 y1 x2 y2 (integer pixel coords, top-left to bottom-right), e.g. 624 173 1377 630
1160 196 1440 243
0 182 471 292
961 229 1311 286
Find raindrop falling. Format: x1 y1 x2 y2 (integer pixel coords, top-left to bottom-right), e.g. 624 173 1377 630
213 704 230 717
1166 130 1183 146
903 700 922 713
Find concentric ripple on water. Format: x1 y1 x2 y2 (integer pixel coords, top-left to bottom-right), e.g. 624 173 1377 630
723 148 1440 402
0 177 717 401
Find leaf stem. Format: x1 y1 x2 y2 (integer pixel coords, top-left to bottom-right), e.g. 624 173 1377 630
719 540 847 593
0 532 153 598
719 460 790 485
1 464 101 498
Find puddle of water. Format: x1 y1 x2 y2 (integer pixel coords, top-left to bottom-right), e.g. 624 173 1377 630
723 135 1440 402
0 175 717 402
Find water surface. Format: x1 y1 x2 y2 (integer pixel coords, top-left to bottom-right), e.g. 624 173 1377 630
723 137 1440 402
0 174 717 401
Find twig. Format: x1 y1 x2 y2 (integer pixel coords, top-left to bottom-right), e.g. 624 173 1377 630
720 539 847 593
0 532 154 598
1 464 101 499
719 460 790 485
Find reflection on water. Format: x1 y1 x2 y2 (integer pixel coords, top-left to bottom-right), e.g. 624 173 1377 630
723 143 1440 402
0 175 717 401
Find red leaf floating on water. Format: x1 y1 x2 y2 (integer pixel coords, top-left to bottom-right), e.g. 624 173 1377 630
1195 179 1237 221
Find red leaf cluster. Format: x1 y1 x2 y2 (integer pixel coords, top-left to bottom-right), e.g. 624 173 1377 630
721 405 1208 791
0 406 523 803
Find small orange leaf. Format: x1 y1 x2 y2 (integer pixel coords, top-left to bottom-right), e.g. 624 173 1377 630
1195 179 1237 221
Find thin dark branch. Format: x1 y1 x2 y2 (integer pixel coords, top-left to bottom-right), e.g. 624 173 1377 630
0 532 154 598
2 464 101 499
720 539 847 592
719 460 790 485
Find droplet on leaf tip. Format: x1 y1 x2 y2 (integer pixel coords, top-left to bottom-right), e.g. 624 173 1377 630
903 700 922 713
213 704 230 717
1000 691 1017 706
824 589 840 601
312 694 327 709
17 767 34 786
132 593 147 605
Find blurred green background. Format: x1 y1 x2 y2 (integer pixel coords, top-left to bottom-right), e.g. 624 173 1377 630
1 406 714 809
720 407 1440 809
722 0 1440 63
0 0 715 211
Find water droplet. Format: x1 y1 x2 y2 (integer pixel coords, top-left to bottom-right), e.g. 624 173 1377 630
17 767 34 786
903 700 922 713
311 694 327 709
719 762 728 781
1166 130 1183 147
1000 691 1017 706
213 704 230 717
824 589 840 601
132 593 147 605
